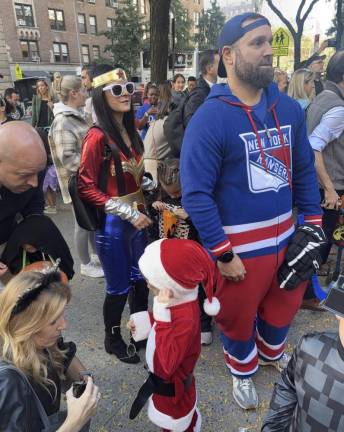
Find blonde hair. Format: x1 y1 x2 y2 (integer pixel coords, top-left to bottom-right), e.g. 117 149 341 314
58 75 82 103
36 79 52 101
0 271 71 397
273 68 287 83
288 69 315 101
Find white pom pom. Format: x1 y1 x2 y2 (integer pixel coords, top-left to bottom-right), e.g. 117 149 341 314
203 297 220 316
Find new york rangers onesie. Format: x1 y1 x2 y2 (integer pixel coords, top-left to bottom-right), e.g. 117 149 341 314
180 82 322 377
129 239 218 432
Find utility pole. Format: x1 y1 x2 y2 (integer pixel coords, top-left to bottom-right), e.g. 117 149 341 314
72 0 83 68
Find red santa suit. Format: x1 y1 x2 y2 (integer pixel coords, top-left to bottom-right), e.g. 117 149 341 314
129 239 219 432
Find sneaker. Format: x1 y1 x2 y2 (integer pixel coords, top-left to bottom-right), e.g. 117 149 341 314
258 352 291 373
201 331 213 346
232 376 258 410
80 262 104 278
44 206 57 214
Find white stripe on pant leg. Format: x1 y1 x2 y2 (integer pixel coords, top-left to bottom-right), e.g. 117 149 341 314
193 408 202 432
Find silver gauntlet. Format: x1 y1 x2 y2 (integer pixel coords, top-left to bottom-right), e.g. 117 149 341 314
104 198 140 223
141 175 157 192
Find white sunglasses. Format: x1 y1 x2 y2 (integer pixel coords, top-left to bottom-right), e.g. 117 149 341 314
102 82 135 97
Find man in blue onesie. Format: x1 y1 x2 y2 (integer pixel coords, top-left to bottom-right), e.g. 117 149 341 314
181 13 323 410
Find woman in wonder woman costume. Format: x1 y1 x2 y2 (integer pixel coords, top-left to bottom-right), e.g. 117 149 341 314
78 65 155 364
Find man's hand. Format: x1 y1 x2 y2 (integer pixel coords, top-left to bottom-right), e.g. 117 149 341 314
322 188 340 209
131 213 152 230
319 39 329 53
147 106 158 116
217 255 246 282
0 262 8 277
152 201 166 212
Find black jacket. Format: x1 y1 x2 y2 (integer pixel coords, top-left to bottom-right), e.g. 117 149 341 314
183 76 211 127
262 332 344 431
0 171 44 245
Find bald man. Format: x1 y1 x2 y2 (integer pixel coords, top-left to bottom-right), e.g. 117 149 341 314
0 122 46 277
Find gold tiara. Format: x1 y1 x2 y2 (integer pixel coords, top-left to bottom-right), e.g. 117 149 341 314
92 68 128 88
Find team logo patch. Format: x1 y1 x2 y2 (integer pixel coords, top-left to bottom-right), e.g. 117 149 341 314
239 125 292 193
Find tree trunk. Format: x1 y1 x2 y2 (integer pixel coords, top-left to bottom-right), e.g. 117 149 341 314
293 33 302 70
336 0 344 49
150 0 171 83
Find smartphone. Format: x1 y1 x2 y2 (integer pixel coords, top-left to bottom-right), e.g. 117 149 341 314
322 285 344 317
72 371 94 398
327 38 336 48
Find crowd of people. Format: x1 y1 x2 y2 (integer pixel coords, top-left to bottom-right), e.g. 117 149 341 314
0 10 344 432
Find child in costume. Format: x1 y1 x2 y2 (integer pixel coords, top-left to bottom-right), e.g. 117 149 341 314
151 159 213 346
128 238 219 432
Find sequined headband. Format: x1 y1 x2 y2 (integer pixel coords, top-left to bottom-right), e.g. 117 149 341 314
11 268 62 318
92 68 128 88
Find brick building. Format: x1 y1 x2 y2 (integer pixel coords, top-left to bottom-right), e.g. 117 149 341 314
0 0 203 83
221 0 262 20
0 17 12 93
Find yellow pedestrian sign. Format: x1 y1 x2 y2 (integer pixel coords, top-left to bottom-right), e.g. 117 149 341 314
15 64 23 80
272 28 289 57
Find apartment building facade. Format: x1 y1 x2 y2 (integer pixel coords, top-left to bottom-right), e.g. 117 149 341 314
0 0 203 82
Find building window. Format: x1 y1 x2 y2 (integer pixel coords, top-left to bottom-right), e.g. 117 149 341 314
78 13 87 33
88 0 96 3
20 40 39 60
53 42 69 63
49 9 65 31
194 12 199 26
105 0 118 7
15 3 34 27
92 45 100 60
89 15 97 34
82 45 90 64
107 17 115 30
140 0 146 15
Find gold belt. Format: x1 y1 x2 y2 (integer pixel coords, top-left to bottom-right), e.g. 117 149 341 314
112 189 145 209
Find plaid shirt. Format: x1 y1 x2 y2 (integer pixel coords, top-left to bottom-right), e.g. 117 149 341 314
49 103 88 203
262 332 344 432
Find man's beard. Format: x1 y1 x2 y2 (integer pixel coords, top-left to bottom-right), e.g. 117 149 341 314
234 49 274 89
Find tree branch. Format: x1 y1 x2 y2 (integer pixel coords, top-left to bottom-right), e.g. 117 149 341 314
300 0 320 25
295 0 307 26
265 0 296 35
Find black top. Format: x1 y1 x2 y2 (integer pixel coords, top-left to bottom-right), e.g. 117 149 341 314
37 100 49 128
314 79 324 96
183 76 211 127
30 338 76 416
0 171 45 245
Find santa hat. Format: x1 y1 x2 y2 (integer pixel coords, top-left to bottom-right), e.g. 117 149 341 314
138 239 220 316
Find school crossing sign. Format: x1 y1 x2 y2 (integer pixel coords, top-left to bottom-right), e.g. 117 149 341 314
272 28 289 57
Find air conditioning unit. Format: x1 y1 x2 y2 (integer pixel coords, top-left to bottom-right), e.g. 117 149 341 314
88 0 96 3
32 55 40 62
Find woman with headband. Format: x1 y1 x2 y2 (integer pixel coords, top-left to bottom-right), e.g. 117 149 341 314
78 65 155 364
0 270 100 431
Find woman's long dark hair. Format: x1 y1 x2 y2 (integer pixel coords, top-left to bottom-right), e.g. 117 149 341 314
91 64 143 157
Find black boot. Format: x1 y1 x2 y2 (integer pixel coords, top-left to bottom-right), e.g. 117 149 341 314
103 294 140 364
128 279 149 351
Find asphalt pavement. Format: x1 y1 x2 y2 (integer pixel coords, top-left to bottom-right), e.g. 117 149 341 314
50 201 337 432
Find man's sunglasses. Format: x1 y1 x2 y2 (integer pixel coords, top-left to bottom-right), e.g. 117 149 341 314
103 82 135 97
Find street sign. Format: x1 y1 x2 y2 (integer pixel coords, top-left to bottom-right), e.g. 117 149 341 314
15 64 23 80
272 28 289 57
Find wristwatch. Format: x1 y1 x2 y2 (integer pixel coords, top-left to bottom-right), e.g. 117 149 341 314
217 249 234 263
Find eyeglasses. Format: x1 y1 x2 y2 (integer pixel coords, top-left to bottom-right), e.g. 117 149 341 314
103 82 135 97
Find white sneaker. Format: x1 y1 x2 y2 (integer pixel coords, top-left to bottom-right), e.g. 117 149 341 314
232 376 258 410
258 352 291 373
80 262 104 278
201 332 213 345
44 206 57 214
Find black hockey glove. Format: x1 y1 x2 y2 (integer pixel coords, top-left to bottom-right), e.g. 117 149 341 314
278 224 327 290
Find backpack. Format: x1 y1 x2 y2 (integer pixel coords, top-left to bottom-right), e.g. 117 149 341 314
163 94 191 158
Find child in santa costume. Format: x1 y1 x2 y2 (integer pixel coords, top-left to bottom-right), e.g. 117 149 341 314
128 238 219 432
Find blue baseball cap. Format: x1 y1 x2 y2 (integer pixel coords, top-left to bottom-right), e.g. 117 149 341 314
217 12 271 78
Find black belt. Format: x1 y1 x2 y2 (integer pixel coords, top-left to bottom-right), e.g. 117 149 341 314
129 372 193 420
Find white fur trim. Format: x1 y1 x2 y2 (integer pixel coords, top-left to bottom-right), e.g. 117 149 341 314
147 396 197 432
130 311 152 342
203 297 220 316
153 297 171 322
139 239 198 298
146 324 156 372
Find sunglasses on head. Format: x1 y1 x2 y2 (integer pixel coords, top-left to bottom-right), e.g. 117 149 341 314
103 82 135 97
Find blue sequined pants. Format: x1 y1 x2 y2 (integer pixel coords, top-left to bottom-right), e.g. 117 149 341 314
96 214 147 295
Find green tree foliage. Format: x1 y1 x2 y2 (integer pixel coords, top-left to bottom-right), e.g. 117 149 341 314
194 0 225 50
327 0 344 49
101 0 144 74
171 0 193 50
